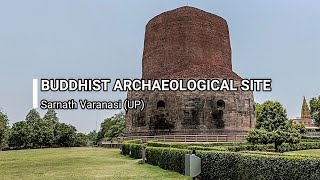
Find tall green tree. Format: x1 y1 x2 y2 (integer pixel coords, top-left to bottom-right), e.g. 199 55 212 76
310 96 320 126
74 133 89 147
9 121 32 147
247 101 301 151
88 130 98 144
55 123 77 147
43 109 59 145
255 103 263 119
97 112 125 142
26 109 54 147
43 109 59 125
0 109 9 146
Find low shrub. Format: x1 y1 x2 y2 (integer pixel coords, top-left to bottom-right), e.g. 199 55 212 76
225 144 275 152
145 146 320 180
302 136 320 140
121 139 143 159
146 141 189 149
301 139 320 142
198 150 320 180
187 145 227 151
186 144 274 152
123 139 143 144
278 142 320 153
301 136 320 142
146 141 241 149
145 147 190 174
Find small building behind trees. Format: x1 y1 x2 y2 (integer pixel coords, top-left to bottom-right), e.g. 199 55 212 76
292 97 319 132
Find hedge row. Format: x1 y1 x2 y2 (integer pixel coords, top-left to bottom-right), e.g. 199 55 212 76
146 141 241 149
301 139 320 142
121 140 143 159
278 142 320 152
123 140 320 155
200 150 320 180
145 147 190 174
302 136 320 140
147 141 274 152
225 144 275 152
123 139 143 144
146 147 320 180
188 142 320 153
186 145 227 151
301 136 320 142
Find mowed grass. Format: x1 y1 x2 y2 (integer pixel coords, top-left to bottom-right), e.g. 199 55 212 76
0 147 190 180
284 149 320 157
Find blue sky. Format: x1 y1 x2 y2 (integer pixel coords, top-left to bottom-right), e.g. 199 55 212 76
0 0 319 133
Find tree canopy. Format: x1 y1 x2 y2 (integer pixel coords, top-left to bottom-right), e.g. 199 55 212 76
310 96 320 126
247 101 302 151
7 109 87 148
0 109 9 146
97 112 125 142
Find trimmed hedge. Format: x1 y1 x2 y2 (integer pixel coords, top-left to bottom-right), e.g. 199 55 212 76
145 147 320 180
123 139 143 144
301 139 320 142
121 139 143 159
302 136 320 140
146 141 241 149
188 142 320 153
199 150 320 180
121 140 320 179
187 145 227 151
146 147 190 174
186 144 274 152
278 142 320 152
226 144 275 152
301 136 320 142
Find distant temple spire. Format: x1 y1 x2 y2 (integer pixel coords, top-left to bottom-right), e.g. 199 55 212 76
301 96 311 119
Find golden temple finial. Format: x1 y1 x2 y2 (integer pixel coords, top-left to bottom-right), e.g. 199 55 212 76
301 96 311 119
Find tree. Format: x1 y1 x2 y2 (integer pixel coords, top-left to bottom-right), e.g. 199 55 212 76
8 121 32 148
55 123 77 147
310 96 320 126
0 109 9 146
88 130 98 144
74 133 89 147
255 103 263 119
105 120 125 141
97 112 125 142
26 109 54 147
43 109 59 125
292 122 307 134
26 109 41 125
246 101 301 151
43 109 59 145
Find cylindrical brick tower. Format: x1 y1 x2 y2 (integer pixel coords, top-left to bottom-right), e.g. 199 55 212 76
126 6 255 136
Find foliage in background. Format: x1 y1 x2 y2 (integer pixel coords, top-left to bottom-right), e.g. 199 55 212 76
26 109 54 147
7 109 88 148
74 133 89 147
88 130 98 145
0 109 9 146
310 96 320 126
55 123 77 147
8 121 31 147
292 122 307 134
247 101 301 151
97 112 125 142
2 108 124 148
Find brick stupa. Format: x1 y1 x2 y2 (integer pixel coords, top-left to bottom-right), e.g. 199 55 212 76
126 6 256 136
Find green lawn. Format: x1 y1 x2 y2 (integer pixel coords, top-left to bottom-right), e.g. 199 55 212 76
0 147 190 180
284 149 320 157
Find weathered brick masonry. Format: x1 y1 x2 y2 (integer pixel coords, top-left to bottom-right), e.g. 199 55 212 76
126 6 256 135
